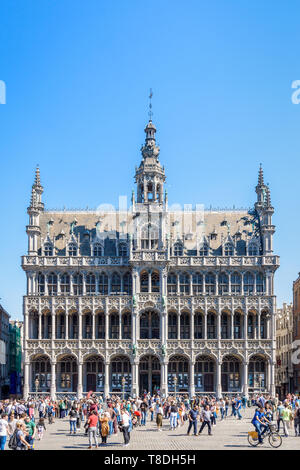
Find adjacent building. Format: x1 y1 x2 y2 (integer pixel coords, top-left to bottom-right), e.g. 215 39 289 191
0 304 10 398
293 274 300 393
22 116 279 399
275 303 293 397
9 320 23 397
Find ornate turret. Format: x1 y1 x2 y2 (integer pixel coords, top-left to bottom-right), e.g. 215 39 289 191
134 91 166 205
26 166 44 255
254 164 275 255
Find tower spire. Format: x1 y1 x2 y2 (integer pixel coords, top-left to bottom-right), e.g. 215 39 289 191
148 88 153 121
258 163 264 186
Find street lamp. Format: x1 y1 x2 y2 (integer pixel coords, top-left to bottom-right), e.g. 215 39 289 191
173 376 178 402
121 376 126 402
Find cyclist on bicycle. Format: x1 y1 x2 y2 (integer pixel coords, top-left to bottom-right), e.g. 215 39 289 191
251 406 271 444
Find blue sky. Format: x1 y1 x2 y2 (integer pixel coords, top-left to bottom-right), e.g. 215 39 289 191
0 0 299 319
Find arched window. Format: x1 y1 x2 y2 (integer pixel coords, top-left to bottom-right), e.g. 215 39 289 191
194 312 204 339
44 243 53 257
221 356 241 392
93 243 103 257
109 313 119 339
85 356 104 392
205 273 216 294
95 312 105 339
58 356 77 392
180 312 190 339
234 312 242 339
219 273 229 295
41 312 52 339
174 242 183 256
199 243 209 256
207 312 217 339
244 272 254 294
248 313 257 339
192 273 203 295
195 356 215 392
168 312 177 339
151 271 160 293
99 273 108 295
221 312 230 339
38 273 45 295
141 225 158 250
140 271 149 293
32 356 51 392
83 313 92 339
47 273 57 296
68 243 77 257
140 311 159 339
167 273 177 295
179 272 190 295
248 355 266 391
69 313 78 339
56 312 65 339
122 313 131 339
256 273 264 294
260 312 268 339
73 273 83 295
224 242 234 256
110 356 131 393
231 272 241 294
86 273 96 294
119 243 127 257
111 273 121 293
248 243 259 256
168 356 189 391
60 273 70 294
123 272 132 295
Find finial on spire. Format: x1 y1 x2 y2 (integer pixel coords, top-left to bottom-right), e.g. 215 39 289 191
148 88 153 121
33 165 42 189
258 163 264 186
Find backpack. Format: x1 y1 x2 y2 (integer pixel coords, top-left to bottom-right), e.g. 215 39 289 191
8 430 18 450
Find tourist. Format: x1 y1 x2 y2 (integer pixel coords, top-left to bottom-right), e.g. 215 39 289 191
169 401 178 431
187 405 198 436
0 413 9 450
24 415 36 449
198 405 212 436
37 417 46 440
155 401 163 432
99 411 110 446
87 410 99 449
120 408 131 447
69 406 78 435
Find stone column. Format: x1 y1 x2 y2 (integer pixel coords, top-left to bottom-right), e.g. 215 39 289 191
217 312 221 339
38 313 42 340
189 273 193 296
92 311 95 340
50 361 56 400
104 361 110 397
119 311 122 340
148 270 151 293
231 312 234 340
216 360 222 399
78 311 82 340
244 312 248 340
191 310 194 342
243 361 249 398
23 362 30 399
204 308 207 340
131 360 139 398
177 313 181 340
161 360 168 398
258 313 261 340
105 313 109 340
65 312 69 340
189 360 195 397
51 307 56 340
77 361 83 399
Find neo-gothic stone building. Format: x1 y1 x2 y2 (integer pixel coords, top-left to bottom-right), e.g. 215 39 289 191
22 118 279 399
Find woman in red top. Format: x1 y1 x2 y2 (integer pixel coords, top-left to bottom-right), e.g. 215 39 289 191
87 411 99 449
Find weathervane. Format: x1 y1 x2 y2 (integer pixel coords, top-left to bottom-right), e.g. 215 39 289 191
148 88 153 121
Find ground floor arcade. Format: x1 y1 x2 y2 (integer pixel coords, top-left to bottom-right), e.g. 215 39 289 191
24 352 274 399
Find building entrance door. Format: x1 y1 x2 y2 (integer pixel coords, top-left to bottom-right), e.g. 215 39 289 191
152 374 161 394
139 373 148 394
87 374 96 392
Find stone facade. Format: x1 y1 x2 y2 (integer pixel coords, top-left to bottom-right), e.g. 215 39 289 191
275 303 293 397
22 118 279 399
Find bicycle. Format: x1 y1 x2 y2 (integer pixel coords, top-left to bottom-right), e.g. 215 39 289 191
248 423 282 448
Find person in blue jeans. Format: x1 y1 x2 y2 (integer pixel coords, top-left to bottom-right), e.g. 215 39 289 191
140 402 148 426
187 406 199 435
251 407 270 444
235 397 242 420
0 414 9 450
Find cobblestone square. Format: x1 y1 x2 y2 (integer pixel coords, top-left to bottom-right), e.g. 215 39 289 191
31 408 299 451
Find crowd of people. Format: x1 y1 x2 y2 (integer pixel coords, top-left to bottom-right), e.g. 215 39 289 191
0 392 300 450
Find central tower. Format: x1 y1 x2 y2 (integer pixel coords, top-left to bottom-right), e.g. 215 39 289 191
134 119 166 204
